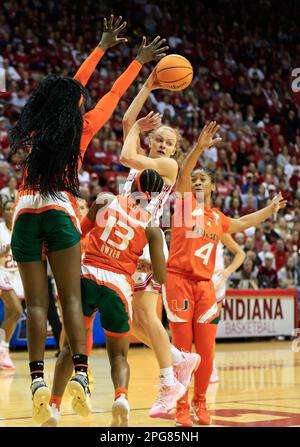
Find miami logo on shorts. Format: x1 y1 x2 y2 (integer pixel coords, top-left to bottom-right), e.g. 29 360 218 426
171 299 189 312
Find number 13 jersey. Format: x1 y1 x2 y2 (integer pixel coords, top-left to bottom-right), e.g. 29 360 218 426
167 196 230 280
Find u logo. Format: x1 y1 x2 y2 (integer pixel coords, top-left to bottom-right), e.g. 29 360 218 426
172 299 189 312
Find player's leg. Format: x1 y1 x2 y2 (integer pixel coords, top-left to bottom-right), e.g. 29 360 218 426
17 260 52 423
106 335 131 427
191 280 219 425
0 289 23 369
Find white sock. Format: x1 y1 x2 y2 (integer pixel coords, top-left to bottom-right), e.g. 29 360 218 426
213 359 216 369
0 340 9 350
170 345 185 364
160 367 176 386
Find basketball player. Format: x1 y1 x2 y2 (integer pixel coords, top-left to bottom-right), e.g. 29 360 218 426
210 234 246 382
42 170 170 427
165 121 287 426
0 200 23 370
10 15 167 424
120 75 201 418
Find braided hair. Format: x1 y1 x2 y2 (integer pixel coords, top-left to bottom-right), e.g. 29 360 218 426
134 169 164 198
9 75 88 199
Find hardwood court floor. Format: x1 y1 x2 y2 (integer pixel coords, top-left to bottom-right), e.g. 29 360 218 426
0 340 299 427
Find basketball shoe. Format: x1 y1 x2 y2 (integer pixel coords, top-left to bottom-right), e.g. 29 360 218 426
149 380 185 418
173 352 201 388
191 398 212 425
111 394 130 427
0 347 15 370
41 404 60 427
31 377 51 424
67 372 91 416
175 400 193 427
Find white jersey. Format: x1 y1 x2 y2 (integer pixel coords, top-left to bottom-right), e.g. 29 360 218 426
122 169 174 225
0 222 18 272
212 241 226 303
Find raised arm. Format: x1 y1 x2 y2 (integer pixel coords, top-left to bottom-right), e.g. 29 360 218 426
146 225 166 284
122 60 164 140
74 15 128 86
176 122 222 195
120 112 178 182
227 193 287 233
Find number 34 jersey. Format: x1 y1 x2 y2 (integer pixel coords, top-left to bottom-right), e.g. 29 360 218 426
83 195 151 278
167 196 230 280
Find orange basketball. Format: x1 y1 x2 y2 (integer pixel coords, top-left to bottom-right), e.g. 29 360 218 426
156 54 193 91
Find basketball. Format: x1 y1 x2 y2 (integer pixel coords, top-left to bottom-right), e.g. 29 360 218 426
156 54 193 91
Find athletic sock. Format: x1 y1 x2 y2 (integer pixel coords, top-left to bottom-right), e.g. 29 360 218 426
170 345 185 364
0 340 9 350
29 361 44 381
72 354 88 375
115 387 128 400
50 395 62 411
160 366 176 386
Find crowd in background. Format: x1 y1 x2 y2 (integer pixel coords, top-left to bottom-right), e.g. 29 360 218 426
0 0 300 293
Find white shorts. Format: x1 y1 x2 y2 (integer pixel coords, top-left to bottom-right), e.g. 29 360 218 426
133 229 168 294
212 271 226 304
0 268 24 299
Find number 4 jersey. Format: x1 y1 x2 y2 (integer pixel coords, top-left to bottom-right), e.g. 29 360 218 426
83 195 152 281
167 196 230 280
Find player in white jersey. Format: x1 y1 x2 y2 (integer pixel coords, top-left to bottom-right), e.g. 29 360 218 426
210 233 245 383
120 92 200 418
0 200 23 369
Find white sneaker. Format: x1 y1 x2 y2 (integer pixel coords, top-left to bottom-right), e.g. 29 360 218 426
41 404 60 427
111 394 130 427
0 348 15 370
67 372 91 417
31 378 51 424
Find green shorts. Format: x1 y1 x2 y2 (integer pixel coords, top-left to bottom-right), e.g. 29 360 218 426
81 272 132 338
12 210 81 262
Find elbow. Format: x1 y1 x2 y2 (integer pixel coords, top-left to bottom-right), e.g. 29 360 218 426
119 154 131 167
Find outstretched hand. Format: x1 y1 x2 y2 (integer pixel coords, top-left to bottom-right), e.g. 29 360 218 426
270 192 287 213
136 111 162 133
197 121 222 150
136 35 169 65
98 15 128 51
145 68 161 91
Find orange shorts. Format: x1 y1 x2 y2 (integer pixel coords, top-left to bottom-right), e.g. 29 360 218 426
163 271 219 324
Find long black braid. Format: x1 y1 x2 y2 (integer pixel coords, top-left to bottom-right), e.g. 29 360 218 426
137 169 164 196
9 75 88 199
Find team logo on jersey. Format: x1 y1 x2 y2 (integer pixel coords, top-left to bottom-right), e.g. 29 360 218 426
192 207 204 216
172 299 189 312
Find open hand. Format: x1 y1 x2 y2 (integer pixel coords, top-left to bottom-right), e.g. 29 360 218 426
270 192 287 213
197 121 222 150
136 36 169 65
136 112 162 133
98 15 128 51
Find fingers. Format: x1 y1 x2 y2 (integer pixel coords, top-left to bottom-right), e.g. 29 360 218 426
103 17 108 31
108 14 114 29
113 15 123 29
114 21 127 34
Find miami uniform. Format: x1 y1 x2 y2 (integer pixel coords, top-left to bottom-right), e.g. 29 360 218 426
165 196 230 325
0 221 24 299
122 169 171 292
82 195 152 337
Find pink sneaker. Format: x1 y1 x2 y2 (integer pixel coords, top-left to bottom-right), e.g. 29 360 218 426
209 366 219 383
174 353 201 388
149 380 185 418
0 348 15 370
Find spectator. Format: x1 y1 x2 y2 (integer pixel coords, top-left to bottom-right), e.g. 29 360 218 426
278 256 298 288
0 175 18 202
230 257 258 289
258 252 279 288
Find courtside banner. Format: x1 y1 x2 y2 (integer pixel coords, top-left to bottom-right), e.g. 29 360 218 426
217 289 298 338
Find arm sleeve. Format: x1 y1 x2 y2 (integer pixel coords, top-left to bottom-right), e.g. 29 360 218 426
73 47 105 86
80 59 142 154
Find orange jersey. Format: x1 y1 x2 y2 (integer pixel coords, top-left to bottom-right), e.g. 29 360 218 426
84 195 151 278
167 195 230 280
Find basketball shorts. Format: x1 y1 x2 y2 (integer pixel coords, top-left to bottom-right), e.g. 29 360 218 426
0 268 24 299
163 271 219 325
133 229 168 293
81 264 133 338
12 209 80 262
212 271 226 303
